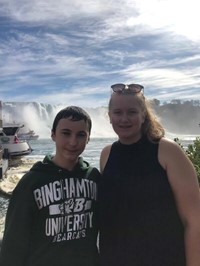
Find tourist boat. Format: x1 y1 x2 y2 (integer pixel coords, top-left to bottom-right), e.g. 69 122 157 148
0 124 32 158
18 129 39 141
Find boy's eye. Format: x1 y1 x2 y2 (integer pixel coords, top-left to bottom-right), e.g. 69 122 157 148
62 131 70 135
77 132 87 137
113 110 121 115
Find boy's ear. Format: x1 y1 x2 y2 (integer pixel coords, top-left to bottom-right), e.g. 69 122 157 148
108 111 112 124
51 131 55 141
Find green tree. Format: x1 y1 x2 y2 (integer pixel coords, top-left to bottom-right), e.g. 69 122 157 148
174 137 200 184
186 137 200 183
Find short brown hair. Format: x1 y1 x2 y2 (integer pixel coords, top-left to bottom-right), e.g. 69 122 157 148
52 106 92 135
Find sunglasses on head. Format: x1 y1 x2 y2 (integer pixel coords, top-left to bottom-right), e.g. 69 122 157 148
111 83 144 93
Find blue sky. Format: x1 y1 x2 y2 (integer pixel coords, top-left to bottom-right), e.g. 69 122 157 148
0 0 200 107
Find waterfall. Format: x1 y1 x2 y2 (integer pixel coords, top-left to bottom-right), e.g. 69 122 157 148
2 102 116 138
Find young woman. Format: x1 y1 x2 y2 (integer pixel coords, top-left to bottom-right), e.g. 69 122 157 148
0 106 100 266
99 84 200 266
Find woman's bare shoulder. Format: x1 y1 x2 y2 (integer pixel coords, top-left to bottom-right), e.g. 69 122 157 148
101 144 112 155
159 137 183 153
158 137 187 169
100 144 112 173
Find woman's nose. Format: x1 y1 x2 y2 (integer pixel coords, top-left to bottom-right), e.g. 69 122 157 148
121 113 129 121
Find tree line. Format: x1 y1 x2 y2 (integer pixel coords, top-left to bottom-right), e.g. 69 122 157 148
151 99 200 134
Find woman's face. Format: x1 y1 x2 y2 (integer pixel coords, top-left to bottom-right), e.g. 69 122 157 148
109 93 145 144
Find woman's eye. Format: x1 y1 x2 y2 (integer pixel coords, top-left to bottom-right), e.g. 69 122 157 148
130 111 136 114
129 110 138 114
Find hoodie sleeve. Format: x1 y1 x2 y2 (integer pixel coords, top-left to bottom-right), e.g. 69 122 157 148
0 174 37 266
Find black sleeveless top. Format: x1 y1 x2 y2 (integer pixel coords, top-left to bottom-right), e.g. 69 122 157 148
99 137 185 266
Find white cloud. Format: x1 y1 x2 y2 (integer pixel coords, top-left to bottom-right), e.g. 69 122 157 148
131 0 200 41
0 0 200 105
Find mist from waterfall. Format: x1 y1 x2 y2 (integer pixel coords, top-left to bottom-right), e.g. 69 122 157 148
2 102 116 139
2 101 199 141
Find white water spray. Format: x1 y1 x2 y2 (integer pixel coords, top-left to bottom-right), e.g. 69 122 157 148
2 102 116 139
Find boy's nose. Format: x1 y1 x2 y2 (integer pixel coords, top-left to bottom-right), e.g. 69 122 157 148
69 136 78 146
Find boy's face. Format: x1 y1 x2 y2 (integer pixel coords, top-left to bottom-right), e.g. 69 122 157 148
51 117 90 166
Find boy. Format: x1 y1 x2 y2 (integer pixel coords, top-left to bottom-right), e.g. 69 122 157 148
0 106 100 266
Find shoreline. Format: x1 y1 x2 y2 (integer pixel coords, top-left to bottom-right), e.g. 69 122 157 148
0 157 38 197
0 157 38 242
